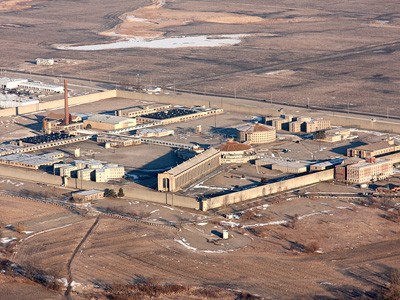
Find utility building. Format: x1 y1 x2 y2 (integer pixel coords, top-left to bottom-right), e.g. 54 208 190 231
158 148 221 192
83 114 136 131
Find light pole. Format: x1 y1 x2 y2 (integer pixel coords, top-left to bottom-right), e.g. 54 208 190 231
387 107 389 119
347 102 353 114
220 86 223 108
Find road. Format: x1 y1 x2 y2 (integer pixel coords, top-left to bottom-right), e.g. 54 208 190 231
1 65 399 120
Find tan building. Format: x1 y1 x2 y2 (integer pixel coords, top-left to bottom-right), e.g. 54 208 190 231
347 140 400 158
0 152 64 169
271 119 285 130
136 128 174 138
289 121 302 133
97 134 141 147
95 164 125 182
257 157 309 174
345 157 394 184
266 115 330 133
216 140 256 164
305 118 331 133
54 163 80 177
42 118 84 134
55 159 125 182
77 168 95 181
336 157 394 184
158 148 221 192
318 127 351 142
72 189 104 202
237 123 276 144
83 114 136 131
137 107 223 125
117 103 171 118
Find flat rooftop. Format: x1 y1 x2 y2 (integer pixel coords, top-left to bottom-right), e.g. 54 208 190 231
119 103 170 112
237 123 275 133
350 158 391 169
352 141 397 152
141 108 197 120
164 147 220 176
260 157 309 169
87 114 134 124
0 152 62 166
73 189 103 196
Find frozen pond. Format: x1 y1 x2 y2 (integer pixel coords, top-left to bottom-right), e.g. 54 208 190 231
58 34 249 51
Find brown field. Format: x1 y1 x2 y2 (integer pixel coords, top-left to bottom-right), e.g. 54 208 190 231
1 185 400 299
0 0 398 116
0 0 36 12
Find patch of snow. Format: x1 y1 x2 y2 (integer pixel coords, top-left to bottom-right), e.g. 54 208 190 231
57 278 68 287
150 209 159 214
298 210 331 220
21 231 34 234
174 238 197 251
220 221 241 228
203 249 227 254
242 220 287 228
197 222 208 226
59 34 250 51
126 16 149 23
0 237 16 244
162 206 174 211
125 174 139 180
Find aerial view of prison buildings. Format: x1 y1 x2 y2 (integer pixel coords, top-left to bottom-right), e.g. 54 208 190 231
0 76 399 211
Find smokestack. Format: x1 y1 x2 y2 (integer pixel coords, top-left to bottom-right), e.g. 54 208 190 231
64 79 70 125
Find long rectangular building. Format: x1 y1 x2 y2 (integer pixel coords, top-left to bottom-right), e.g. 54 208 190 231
158 148 221 192
347 140 400 158
137 107 223 125
117 103 171 118
335 157 394 184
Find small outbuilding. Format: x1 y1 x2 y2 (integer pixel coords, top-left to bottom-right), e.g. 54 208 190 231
72 189 104 202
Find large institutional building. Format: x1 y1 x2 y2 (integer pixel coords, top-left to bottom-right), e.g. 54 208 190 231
137 107 223 125
265 114 331 133
158 148 221 192
347 140 400 158
54 159 125 183
236 123 276 144
117 103 171 118
335 157 394 184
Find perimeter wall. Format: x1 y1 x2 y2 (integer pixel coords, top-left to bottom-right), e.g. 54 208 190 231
0 89 397 134
0 90 117 117
0 165 199 209
115 90 400 134
201 169 334 211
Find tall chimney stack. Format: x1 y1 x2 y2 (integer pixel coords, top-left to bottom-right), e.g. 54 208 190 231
64 79 70 125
